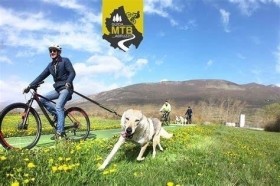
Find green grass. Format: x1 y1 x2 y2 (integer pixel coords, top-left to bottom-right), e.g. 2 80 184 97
0 124 279 186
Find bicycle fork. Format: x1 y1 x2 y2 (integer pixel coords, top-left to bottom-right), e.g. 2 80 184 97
18 99 34 130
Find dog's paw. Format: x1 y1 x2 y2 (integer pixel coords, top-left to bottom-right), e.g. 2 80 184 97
98 165 105 171
137 157 145 161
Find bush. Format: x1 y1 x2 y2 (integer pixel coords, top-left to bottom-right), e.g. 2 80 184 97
264 114 280 132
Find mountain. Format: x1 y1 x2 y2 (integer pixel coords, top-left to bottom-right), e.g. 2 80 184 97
72 79 280 109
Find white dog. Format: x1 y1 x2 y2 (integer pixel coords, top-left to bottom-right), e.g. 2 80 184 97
98 109 173 170
175 116 187 125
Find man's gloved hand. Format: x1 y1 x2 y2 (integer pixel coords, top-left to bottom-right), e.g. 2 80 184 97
65 83 71 89
23 86 30 94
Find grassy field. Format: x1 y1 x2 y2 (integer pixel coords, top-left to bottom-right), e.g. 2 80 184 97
0 123 279 186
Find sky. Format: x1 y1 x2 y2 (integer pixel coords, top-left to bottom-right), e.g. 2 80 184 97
0 0 280 104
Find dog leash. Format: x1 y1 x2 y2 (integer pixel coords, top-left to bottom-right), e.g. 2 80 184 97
73 90 122 117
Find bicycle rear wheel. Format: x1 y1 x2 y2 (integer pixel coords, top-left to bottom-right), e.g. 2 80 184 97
0 103 41 149
64 107 90 141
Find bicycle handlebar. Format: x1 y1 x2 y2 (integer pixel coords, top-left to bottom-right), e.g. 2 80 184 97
23 81 44 94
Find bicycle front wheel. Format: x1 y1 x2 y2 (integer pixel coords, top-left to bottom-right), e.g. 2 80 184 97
64 107 90 141
0 103 41 149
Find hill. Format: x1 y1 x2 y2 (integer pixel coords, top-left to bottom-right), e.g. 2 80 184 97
72 79 280 109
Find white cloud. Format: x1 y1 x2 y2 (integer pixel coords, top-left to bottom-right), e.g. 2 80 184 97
0 56 12 64
0 79 26 103
219 9 231 33
179 19 197 31
0 6 102 54
74 55 124 76
73 77 119 96
237 53 246 60
41 0 86 11
74 55 148 79
144 0 183 26
228 0 280 15
207 59 214 66
0 8 50 31
0 77 50 103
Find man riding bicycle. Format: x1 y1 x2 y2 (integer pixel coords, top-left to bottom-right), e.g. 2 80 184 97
160 100 172 124
23 44 76 140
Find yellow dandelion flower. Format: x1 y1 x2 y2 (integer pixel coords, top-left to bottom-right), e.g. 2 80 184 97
0 156 7 161
109 168 116 173
23 179 29 184
167 181 174 186
27 162 35 168
63 165 69 171
95 156 102 161
44 149 50 153
52 166 58 173
58 165 64 171
11 181 19 186
68 164 74 170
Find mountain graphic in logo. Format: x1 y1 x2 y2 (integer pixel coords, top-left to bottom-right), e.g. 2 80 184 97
103 6 143 52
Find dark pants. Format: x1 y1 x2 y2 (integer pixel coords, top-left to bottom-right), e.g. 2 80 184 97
186 115 192 124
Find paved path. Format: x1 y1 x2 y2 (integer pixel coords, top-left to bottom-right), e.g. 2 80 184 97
1 124 186 149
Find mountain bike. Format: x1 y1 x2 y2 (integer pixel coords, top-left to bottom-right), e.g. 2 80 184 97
0 81 90 150
126 11 140 24
160 111 170 126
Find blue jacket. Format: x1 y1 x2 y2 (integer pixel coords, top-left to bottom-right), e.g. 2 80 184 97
30 56 76 92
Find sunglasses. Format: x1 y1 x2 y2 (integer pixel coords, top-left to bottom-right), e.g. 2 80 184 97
49 49 58 53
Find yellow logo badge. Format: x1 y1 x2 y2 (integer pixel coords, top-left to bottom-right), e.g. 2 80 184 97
102 0 144 52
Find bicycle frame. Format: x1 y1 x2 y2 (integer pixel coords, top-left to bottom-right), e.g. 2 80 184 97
24 89 80 131
23 89 56 129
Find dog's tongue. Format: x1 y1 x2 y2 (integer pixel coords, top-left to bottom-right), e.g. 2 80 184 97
121 132 133 139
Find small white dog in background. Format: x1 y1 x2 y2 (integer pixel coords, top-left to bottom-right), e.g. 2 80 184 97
175 116 187 125
98 109 173 170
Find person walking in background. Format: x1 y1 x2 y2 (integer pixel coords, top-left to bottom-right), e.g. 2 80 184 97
185 106 193 124
23 44 76 140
